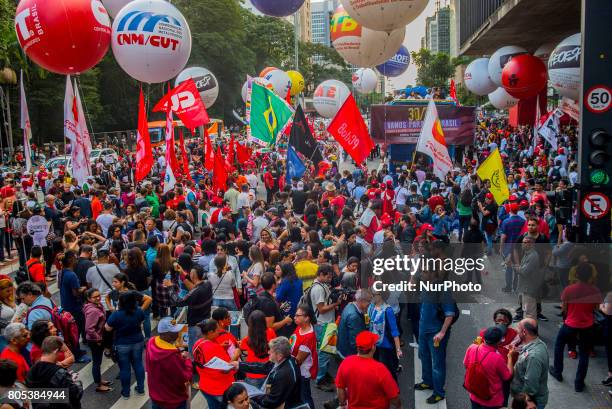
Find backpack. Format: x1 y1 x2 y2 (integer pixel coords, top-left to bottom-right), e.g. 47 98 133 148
463 346 494 400
26 303 80 352
15 260 41 285
298 281 326 317
242 295 262 323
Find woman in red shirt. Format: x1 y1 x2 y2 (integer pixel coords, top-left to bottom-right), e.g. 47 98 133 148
193 319 236 409
239 310 276 388
290 305 318 409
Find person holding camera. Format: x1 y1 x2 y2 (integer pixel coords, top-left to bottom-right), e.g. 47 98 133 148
309 264 343 392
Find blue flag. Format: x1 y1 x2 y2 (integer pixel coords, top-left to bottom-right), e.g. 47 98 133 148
286 145 306 183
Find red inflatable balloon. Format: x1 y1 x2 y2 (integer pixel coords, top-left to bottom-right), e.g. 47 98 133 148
15 0 111 74
501 54 548 100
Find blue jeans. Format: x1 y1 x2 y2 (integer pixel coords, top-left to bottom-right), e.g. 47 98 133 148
418 330 450 398
314 324 332 383
553 324 593 389
201 391 223 409
188 325 202 355
116 341 145 398
152 402 187 409
140 289 152 339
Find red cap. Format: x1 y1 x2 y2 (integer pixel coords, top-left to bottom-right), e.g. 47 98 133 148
558 147 564 154
420 223 434 232
212 197 223 206
509 203 519 213
381 214 393 228
367 191 378 200
519 181 526 188
509 194 517 201
486 193 494 200
519 199 529 207
386 180 393 187
221 206 231 216
355 331 379 350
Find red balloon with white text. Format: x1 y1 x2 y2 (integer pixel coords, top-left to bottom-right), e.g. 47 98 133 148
14 0 111 74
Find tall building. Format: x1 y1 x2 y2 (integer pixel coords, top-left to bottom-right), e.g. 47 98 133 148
310 0 338 47
424 5 451 54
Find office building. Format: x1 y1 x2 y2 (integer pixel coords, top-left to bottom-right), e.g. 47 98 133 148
425 5 451 54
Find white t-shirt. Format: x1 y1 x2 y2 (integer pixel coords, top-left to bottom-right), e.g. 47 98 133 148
395 186 409 206
309 280 335 324
96 213 115 237
237 192 251 209
86 263 121 310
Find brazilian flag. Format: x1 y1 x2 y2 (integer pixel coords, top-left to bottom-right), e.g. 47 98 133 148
247 82 294 147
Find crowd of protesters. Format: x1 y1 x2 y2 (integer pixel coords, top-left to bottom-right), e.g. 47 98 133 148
0 112 608 409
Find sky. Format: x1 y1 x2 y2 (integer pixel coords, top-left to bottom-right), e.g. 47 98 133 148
245 0 438 89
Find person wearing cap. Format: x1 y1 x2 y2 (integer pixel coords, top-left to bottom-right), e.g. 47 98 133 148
358 199 382 244
146 316 193 409
463 326 514 409
335 331 402 409
500 202 527 293
372 213 394 246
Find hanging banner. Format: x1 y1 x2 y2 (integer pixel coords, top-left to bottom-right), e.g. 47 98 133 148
370 103 476 145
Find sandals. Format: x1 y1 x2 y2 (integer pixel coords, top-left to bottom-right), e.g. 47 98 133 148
95 386 112 393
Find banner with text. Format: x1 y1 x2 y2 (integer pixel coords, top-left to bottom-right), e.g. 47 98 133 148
371 103 476 145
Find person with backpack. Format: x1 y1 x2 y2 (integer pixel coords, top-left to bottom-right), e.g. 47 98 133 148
17 282 53 331
22 246 47 295
306 264 341 392
26 336 84 409
463 326 514 409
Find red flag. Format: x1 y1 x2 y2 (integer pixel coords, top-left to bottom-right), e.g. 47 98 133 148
227 134 236 166
327 94 374 165
153 78 210 130
204 128 214 171
135 88 153 182
450 79 459 106
285 88 292 105
212 146 227 192
236 142 250 165
178 129 192 181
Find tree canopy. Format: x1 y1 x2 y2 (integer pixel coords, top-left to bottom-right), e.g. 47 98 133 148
0 0 352 147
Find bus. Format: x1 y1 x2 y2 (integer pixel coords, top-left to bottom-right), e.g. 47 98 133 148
147 119 224 147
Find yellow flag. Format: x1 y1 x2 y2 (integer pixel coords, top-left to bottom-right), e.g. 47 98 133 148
476 149 509 204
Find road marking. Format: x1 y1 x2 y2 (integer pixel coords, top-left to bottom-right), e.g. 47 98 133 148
461 310 471 315
109 374 150 409
77 357 115 390
414 336 447 409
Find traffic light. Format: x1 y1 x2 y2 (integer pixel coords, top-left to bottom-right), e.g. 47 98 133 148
586 129 611 187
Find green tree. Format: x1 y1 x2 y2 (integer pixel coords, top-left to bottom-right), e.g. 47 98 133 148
410 49 456 88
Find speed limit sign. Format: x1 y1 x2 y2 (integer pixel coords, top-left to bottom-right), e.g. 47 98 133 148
585 85 612 114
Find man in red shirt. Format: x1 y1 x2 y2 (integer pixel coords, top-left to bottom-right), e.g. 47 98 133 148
0 323 31 382
550 262 602 392
336 331 402 409
427 187 445 212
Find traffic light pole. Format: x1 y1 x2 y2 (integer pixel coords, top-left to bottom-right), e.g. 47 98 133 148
577 0 612 243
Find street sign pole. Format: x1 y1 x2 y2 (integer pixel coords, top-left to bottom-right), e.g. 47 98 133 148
577 0 612 242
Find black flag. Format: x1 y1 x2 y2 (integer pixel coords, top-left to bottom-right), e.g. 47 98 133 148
289 105 323 164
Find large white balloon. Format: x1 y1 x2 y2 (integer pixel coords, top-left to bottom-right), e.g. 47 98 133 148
464 58 497 96
313 80 350 118
111 0 191 83
102 0 132 18
352 68 378 94
241 80 250 104
488 45 528 86
175 67 219 108
331 6 405 68
548 33 581 101
488 87 519 110
263 69 292 97
534 43 556 63
340 0 428 32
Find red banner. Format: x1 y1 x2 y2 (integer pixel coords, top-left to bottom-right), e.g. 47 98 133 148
153 78 210 130
327 94 374 165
